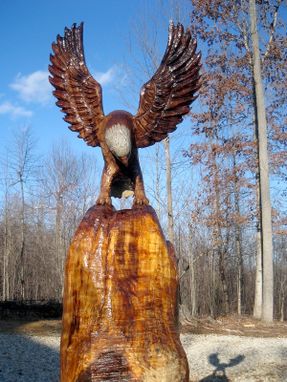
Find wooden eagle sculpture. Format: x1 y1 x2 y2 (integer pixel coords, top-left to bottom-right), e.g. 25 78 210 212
49 22 201 206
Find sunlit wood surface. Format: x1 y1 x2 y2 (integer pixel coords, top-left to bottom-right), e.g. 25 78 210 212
61 205 189 381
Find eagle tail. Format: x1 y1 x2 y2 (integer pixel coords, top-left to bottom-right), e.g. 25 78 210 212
111 177 134 199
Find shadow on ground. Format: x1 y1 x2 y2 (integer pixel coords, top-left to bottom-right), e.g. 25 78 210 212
0 322 59 382
199 353 245 382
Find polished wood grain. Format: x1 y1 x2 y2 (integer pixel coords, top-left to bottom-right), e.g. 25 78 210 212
61 205 189 381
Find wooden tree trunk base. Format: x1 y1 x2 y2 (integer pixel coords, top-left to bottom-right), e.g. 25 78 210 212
61 205 189 382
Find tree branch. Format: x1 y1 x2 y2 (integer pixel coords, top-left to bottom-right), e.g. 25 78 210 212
262 0 282 64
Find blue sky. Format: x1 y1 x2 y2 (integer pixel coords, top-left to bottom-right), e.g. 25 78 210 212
1 1 285 223
1 0 136 153
0 0 198 214
0 0 189 156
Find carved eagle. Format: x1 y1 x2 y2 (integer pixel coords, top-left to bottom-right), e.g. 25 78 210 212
49 22 201 206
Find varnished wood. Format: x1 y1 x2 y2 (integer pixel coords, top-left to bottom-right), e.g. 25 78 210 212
133 22 201 148
49 22 201 205
61 205 189 381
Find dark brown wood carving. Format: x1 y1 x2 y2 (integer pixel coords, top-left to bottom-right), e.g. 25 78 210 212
61 205 189 381
49 22 201 206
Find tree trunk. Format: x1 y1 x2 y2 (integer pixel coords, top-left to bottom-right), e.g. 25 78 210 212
212 150 229 315
19 177 25 300
249 0 274 322
253 173 263 318
155 144 162 221
236 234 242 315
61 205 189 381
233 154 243 315
188 227 197 317
279 278 286 322
55 194 64 298
3 203 9 301
280 296 284 322
163 136 175 245
189 264 197 317
3 177 9 301
208 249 215 318
218 249 230 315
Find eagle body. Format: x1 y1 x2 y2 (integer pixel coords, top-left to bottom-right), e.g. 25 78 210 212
104 110 133 163
98 110 145 204
49 23 201 206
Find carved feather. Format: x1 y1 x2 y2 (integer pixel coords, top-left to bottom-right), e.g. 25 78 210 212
133 22 201 148
49 23 104 147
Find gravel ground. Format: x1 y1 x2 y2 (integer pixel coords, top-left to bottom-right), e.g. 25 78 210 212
0 333 286 381
0 334 59 381
182 334 287 381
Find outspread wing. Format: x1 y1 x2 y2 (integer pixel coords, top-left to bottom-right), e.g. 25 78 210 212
49 23 104 147
133 22 201 148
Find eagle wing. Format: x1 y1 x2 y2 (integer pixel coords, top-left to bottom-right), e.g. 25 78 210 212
49 23 104 147
133 22 201 148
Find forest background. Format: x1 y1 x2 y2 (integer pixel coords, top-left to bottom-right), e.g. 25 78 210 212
0 0 286 323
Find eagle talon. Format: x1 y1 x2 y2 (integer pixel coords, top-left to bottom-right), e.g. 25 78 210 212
96 195 112 206
133 196 149 206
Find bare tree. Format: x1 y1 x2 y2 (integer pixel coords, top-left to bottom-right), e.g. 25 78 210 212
189 0 286 321
253 168 263 318
249 0 274 322
126 0 195 245
9 127 37 300
163 137 175 244
1 153 12 301
40 141 97 297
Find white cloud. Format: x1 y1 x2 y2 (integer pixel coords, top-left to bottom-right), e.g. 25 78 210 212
93 65 129 90
94 67 116 86
0 101 33 118
8 66 128 108
10 70 51 105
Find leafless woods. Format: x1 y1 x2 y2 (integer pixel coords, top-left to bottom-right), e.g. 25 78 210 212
0 1 286 322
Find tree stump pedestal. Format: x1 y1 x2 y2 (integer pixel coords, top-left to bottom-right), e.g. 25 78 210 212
61 205 189 381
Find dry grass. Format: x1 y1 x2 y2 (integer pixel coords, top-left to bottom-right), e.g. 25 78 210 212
181 314 287 338
1 314 286 338
0 319 61 336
